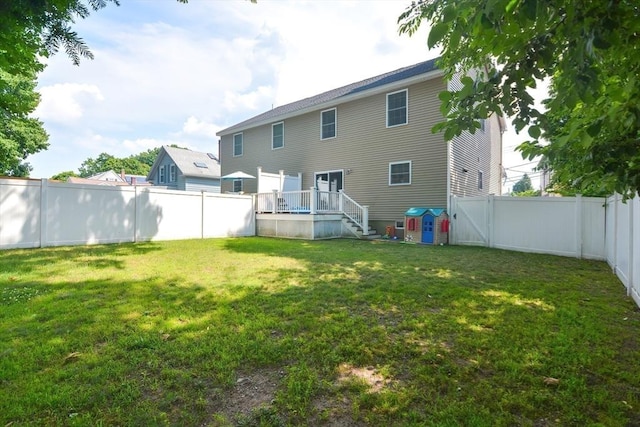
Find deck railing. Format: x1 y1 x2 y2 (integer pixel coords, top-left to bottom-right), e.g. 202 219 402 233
255 188 369 235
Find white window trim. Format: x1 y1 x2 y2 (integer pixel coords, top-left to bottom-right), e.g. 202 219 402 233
272 122 284 150
169 164 176 182
320 108 337 140
233 133 243 157
389 160 412 186
233 179 243 193
386 89 408 128
159 165 166 184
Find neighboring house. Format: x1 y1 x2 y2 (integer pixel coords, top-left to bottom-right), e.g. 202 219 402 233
147 146 221 192
66 170 150 186
86 170 126 183
216 58 504 234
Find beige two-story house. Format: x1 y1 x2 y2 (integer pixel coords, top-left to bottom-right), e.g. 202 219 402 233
216 58 503 236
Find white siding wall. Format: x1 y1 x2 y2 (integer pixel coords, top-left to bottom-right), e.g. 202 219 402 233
0 178 254 249
184 177 221 193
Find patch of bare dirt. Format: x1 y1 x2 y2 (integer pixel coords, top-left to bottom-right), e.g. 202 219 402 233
206 367 284 425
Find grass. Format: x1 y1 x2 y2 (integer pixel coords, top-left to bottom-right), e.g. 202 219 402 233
0 237 638 426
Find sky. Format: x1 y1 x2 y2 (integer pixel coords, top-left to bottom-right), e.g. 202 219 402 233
29 0 540 191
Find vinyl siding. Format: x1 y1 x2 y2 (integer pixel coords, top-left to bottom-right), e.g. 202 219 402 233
153 154 178 189
221 78 449 222
448 71 503 198
185 177 221 193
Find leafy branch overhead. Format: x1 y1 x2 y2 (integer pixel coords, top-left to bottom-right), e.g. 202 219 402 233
398 0 640 197
0 0 211 177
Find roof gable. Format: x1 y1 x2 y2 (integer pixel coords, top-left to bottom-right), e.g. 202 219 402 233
217 58 441 136
147 146 221 181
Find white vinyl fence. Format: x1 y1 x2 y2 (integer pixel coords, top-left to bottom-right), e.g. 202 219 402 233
606 194 640 307
0 178 255 249
451 194 640 308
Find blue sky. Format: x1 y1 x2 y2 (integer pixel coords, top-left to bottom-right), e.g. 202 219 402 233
29 0 538 191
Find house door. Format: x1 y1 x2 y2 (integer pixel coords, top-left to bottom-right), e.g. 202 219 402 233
314 170 343 192
422 214 435 244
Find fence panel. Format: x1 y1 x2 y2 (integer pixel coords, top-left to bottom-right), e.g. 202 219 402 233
137 188 202 241
450 196 488 246
46 181 137 246
203 193 255 237
606 194 640 307
0 179 255 249
0 179 41 249
452 195 607 259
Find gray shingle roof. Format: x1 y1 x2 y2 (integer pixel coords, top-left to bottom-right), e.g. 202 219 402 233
154 146 221 179
217 57 440 136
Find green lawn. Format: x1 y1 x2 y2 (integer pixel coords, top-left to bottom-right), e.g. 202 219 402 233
1 238 638 426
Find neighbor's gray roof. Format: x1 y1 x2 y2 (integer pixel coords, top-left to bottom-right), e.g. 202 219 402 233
149 146 221 180
217 57 440 136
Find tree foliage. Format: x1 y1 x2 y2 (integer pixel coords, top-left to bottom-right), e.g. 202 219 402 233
398 0 640 197
0 0 121 176
512 173 533 194
78 148 161 177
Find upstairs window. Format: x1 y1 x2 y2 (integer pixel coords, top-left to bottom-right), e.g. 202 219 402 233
321 108 336 140
233 133 243 157
478 170 484 190
159 165 165 183
272 122 284 149
169 164 176 182
387 89 408 127
389 161 411 185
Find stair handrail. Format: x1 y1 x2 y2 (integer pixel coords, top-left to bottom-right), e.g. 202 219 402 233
339 190 369 236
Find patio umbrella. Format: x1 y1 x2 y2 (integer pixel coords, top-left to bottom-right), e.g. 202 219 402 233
221 171 256 180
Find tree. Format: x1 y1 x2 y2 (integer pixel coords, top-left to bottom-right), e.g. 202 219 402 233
512 173 533 195
0 0 193 177
0 70 49 176
51 171 80 181
0 0 121 176
398 0 640 197
78 152 152 177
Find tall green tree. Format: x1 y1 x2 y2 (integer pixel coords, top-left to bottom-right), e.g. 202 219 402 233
512 173 533 194
398 0 640 197
78 152 151 177
0 70 48 176
0 0 121 176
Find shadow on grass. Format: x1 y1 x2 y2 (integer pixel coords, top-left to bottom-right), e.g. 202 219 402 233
0 242 162 275
1 237 638 426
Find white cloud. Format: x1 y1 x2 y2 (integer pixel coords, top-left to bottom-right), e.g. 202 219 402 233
35 83 104 122
181 116 219 138
29 0 435 178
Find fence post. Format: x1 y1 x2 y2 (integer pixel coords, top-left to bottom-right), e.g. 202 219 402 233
612 194 619 275
272 190 278 214
362 206 369 236
201 191 206 239
39 178 48 248
310 187 316 214
487 195 494 248
134 186 139 243
628 196 634 297
575 194 583 258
